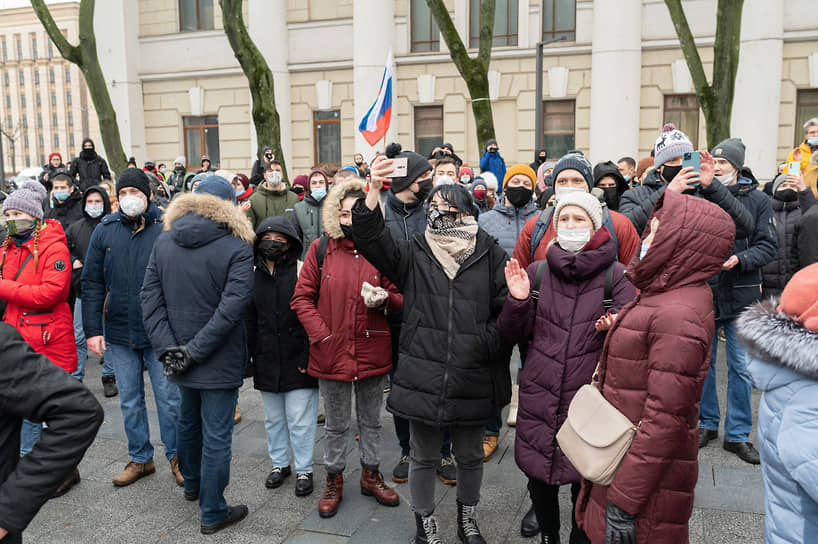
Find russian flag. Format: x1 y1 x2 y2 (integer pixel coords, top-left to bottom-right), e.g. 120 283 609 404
358 50 393 147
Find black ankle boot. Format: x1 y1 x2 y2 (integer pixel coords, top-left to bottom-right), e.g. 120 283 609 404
457 500 487 544
541 532 560 544
414 512 443 544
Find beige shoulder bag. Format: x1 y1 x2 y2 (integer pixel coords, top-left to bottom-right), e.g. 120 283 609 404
556 366 641 486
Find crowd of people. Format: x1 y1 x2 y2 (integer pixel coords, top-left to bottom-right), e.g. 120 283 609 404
1 118 818 544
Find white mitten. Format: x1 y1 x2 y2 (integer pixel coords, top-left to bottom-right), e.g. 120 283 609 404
361 281 388 309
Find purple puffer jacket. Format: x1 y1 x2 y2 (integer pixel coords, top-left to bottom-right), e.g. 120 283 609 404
497 227 637 485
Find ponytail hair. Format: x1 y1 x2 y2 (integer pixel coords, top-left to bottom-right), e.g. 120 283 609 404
0 219 42 277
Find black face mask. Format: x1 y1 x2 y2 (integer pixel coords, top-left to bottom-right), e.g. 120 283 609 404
340 224 354 239
414 178 433 203
505 186 533 208
775 188 798 202
600 187 620 211
80 147 95 160
660 164 683 183
174 165 185 173
426 208 459 230
258 240 287 262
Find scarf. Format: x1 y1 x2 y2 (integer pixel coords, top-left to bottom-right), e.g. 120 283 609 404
424 216 478 280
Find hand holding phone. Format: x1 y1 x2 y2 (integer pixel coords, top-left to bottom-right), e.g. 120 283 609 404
386 157 408 178
788 161 801 177
682 151 701 187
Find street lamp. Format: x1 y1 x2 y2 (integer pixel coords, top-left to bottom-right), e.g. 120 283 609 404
534 36 568 154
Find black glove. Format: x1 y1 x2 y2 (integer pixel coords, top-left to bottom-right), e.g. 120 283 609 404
160 346 195 377
605 502 636 544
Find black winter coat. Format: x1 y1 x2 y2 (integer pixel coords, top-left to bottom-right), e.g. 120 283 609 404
45 188 84 229
69 153 111 193
247 217 316 393
351 200 512 426
0 324 102 539
708 175 777 321
791 204 818 272
761 190 815 298
65 186 111 297
141 193 255 389
38 162 69 193
619 169 755 238
383 191 427 241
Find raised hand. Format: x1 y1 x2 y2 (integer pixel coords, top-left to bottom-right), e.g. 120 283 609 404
505 258 530 301
667 167 700 193
365 155 393 210
698 150 715 187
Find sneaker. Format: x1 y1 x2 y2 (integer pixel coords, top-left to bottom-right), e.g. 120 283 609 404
200 504 249 535
101 375 118 398
723 441 761 465
392 455 410 483
483 435 499 462
265 466 292 489
317 413 326 426
113 460 155 487
295 472 314 497
436 456 456 485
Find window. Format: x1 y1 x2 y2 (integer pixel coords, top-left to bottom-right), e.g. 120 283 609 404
20 95 25 108
180 0 215 31
542 0 576 42
18 70 23 86
36 94 41 107
411 0 439 53
34 70 39 85
470 0 517 48
183 115 219 167
38 134 44 148
3 72 7 87
68 111 73 126
67 91 72 106
52 113 58 126
5 95 9 109
795 90 818 146
69 133 74 147
542 99 575 159
414 105 444 157
1 38 6 62
49 68 55 84
51 92 56 106
53 133 58 148
24 134 29 148
65 67 70 83
313 110 341 167
663 94 699 149
31 34 37 60
22 115 27 129
15 35 22 61
37 113 42 128
48 39 53 59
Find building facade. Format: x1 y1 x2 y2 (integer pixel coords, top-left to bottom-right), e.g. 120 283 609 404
8 0 818 180
0 1 100 176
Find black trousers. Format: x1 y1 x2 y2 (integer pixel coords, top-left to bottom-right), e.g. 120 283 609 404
527 477 589 542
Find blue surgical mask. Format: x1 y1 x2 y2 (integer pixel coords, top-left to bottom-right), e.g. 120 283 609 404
53 189 70 201
639 242 650 260
235 187 244 198
808 136 818 147
624 174 631 182
311 187 327 201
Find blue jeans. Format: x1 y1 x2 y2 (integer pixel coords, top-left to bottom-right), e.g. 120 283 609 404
699 318 754 442
261 388 318 473
177 386 238 527
107 343 180 462
19 420 43 456
72 298 87 382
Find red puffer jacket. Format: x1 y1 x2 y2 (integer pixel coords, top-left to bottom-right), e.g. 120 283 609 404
0 220 76 373
575 191 735 544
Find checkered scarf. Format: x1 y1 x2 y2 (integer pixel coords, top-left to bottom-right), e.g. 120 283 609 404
424 216 478 279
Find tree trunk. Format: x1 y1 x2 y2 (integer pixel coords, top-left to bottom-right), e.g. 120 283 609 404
31 0 128 174
427 0 496 152
665 0 744 150
220 0 289 183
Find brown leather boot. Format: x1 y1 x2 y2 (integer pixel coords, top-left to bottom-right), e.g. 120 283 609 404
169 455 184 487
360 468 399 506
318 472 343 518
113 460 156 487
234 405 242 425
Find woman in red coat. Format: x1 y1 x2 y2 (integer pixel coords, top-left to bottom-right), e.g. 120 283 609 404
291 178 403 520
0 181 76 465
575 190 735 544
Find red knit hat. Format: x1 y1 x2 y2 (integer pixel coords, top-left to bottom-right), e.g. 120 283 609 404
778 263 818 332
48 152 62 162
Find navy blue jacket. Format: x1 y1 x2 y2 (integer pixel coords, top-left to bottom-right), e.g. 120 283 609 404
81 202 163 349
141 193 255 389
383 190 426 241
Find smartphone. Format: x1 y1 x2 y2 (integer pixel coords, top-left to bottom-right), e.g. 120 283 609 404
386 157 408 178
788 161 801 176
682 151 701 187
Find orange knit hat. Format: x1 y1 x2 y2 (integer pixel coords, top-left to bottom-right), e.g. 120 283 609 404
503 164 536 191
778 263 818 332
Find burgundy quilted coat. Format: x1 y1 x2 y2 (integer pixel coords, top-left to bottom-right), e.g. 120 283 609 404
497 227 636 485
575 190 735 544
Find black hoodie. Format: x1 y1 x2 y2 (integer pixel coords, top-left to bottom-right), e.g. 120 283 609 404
45 187 85 228
65 186 112 296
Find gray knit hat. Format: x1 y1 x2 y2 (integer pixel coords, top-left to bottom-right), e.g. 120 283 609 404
653 123 694 168
552 151 594 190
771 173 788 194
3 180 47 220
712 138 746 170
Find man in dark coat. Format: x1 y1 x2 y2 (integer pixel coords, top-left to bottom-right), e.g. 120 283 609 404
790 191 818 272
250 146 275 186
141 176 254 535
45 173 84 229
69 138 111 193
38 152 69 193
0 324 103 544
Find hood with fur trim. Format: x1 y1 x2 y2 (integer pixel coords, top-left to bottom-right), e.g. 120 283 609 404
738 299 818 385
323 178 367 240
163 192 255 247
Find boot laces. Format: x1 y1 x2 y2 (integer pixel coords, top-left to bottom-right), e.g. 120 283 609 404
422 515 443 544
461 504 481 537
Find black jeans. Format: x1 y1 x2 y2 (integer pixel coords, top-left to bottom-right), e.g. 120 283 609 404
527 478 589 542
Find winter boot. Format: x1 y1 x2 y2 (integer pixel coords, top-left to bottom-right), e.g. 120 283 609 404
457 500 486 544
414 512 443 544
318 472 343 518
360 468 399 506
101 375 118 398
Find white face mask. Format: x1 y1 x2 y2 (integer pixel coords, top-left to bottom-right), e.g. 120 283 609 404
435 174 454 186
266 171 283 187
119 194 146 218
85 203 104 218
557 227 592 253
554 186 587 199
715 170 736 185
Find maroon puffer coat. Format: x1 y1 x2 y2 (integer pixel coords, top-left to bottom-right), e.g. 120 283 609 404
575 190 735 544
498 227 637 485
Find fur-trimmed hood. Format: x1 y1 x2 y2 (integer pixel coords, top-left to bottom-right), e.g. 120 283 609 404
738 299 818 389
323 178 367 239
163 192 255 247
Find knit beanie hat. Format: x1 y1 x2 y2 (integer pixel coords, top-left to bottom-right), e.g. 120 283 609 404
48 152 62 163
195 175 235 202
116 168 152 200
503 164 537 191
552 151 594 190
3 180 46 220
385 142 432 194
778 263 818 332
292 174 310 195
636 156 654 179
653 123 694 168
553 191 603 232
771 173 788 194
481 171 498 192
174 155 186 167
712 138 746 170
308 169 331 191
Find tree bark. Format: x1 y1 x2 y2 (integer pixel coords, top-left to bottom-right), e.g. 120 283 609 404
220 0 289 183
426 0 496 152
31 0 128 174
665 0 744 149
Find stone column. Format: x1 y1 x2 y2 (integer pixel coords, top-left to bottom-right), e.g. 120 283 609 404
249 0 292 170
353 0 395 155
588 0 641 162
730 0 783 179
